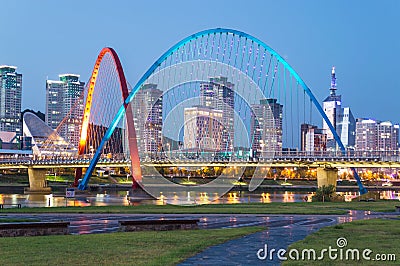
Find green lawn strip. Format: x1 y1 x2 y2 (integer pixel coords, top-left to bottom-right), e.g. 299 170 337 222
0 201 398 215
0 217 40 223
0 226 264 266
283 219 400 265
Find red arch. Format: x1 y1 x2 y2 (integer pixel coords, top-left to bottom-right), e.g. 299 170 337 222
73 47 141 187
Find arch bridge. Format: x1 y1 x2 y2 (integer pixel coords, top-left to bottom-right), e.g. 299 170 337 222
25 28 371 195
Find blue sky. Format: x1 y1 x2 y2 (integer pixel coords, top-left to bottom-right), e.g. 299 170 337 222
1 0 399 124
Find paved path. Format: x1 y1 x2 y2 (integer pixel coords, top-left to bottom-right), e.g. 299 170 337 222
179 216 336 265
0 212 360 235
0 213 338 235
179 211 399 265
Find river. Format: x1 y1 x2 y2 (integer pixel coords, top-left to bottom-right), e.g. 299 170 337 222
0 188 398 208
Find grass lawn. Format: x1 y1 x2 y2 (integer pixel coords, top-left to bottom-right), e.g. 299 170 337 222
0 226 264 266
0 218 40 223
284 219 400 265
0 201 398 215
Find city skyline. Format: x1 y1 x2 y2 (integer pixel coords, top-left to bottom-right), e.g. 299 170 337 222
0 0 399 125
3 61 399 155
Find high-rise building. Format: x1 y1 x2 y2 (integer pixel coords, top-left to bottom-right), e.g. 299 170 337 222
355 118 377 153
355 118 399 154
0 66 22 136
322 67 355 150
300 124 327 154
130 84 163 158
45 74 85 147
392 124 399 150
183 106 224 151
251 98 283 158
377 121 399 152
337 107 356 149
394 124 399 150
200 76 234 152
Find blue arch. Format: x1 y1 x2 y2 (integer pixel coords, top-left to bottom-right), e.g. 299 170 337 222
78 28 367 194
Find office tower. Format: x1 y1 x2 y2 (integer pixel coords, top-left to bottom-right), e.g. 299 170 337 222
46 74 85 147
130 84 163 158
0 66 22 135
251 98 283 158
200 76 234 152
183 106 224 152
322 67 355 150
300 124 327 153
337 107 356 149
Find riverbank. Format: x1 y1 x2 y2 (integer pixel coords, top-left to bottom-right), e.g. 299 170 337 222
1 182 399 196
0 201 398 214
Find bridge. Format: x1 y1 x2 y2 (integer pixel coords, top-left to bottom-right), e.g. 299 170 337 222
2 151 399 196
3 153 400 169
10 28 398 197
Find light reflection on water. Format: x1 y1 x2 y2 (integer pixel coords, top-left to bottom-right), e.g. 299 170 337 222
153 190 316 205
0 190 398 207
337 190 400 201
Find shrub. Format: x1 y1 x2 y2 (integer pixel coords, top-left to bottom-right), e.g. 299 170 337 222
313 184 336 202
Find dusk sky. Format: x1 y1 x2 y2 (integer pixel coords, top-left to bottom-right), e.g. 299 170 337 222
1 0 399 125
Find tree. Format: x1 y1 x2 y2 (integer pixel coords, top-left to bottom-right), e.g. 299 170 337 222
313 185 336 202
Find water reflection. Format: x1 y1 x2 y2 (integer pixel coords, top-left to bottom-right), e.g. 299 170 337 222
337 190 400 201
45 194 53 207
156 192 166 205
0 190 397 207
283 191 294 203
261 192 271 203
199 192 210 204
381 190 399 200
226 192 240 204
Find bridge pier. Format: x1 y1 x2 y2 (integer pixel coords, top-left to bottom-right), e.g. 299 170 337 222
316 167 337 189
25 167 52 194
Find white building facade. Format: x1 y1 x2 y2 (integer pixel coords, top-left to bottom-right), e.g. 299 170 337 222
183 106 224 152
322 67 355 151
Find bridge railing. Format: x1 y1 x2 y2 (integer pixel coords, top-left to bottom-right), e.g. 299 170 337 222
138 150 400 162
1 150 400 165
